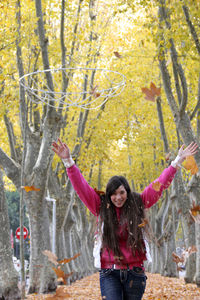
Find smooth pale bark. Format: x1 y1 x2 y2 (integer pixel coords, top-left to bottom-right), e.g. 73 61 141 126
172 170 196 282
0 171 21 300
187 175 200 285
158 0 200 284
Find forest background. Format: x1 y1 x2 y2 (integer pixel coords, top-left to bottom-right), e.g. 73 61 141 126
0 0 200 299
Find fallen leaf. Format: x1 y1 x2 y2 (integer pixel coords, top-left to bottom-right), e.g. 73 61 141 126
26 271 200 300
22 185 40 192
182 155 198 175
46 286 70 299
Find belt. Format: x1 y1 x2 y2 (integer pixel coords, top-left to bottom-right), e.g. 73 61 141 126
102 264 144 273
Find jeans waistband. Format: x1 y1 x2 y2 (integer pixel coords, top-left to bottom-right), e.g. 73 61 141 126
102 264 144 273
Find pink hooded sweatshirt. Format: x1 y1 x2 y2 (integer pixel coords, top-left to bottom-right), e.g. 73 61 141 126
67 164 177 269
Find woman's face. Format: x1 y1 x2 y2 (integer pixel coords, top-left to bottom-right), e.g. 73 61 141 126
110 185 127 208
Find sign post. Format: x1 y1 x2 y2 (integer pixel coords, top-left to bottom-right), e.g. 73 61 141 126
15 226 28 240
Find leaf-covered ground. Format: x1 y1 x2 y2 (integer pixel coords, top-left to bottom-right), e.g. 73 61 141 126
27 272 200 300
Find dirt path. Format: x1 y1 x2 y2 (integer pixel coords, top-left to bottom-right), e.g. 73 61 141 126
27 272 200 299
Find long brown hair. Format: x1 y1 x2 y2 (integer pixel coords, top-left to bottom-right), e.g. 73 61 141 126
99 175 145 258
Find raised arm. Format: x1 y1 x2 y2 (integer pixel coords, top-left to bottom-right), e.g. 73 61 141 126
52 139 101 216
141 142 199 208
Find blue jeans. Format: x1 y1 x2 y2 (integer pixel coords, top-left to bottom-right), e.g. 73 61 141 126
99 268 147 300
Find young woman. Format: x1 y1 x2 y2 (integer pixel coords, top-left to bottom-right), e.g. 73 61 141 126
52 139 198 300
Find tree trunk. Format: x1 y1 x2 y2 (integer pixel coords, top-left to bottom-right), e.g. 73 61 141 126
157 0 200 284
0 170 21 300
187 175 200 285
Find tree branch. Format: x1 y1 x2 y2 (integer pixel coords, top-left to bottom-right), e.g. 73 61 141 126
3 114 21 163
0 148 21 189
156 96 169 153
182 5 200 56
190 72 200 120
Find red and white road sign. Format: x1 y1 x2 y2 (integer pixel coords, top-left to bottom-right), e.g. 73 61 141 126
15 227 28 240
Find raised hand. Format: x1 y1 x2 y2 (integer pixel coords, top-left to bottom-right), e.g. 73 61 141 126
52 138 71 159
178 142 199 164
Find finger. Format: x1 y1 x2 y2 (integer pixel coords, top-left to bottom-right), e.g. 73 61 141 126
51 147 58 154
52 142 59 148
58 138 63 146
63 144 69 151
185 142 197 152
188 141 197 149
191 143 199 150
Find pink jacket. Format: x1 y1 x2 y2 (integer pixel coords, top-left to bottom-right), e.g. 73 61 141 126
67 164 177 268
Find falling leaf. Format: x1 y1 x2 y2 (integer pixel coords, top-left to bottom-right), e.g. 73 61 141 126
22 185 40 192
58 253 80 265
52 267 73 285
90 85 101 98
152 181 162 192
182 155 199 175
113 51 122 58
141 82 161 101
172 245 197 270
42 250 58 265
188 245 197 254
172 252 184 264
189 202 200 223
113 256 124 261
94 188 105 196
165 152 172 161
138 218 148 228
190 203 200 217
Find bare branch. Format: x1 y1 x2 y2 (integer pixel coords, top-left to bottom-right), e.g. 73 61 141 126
0 148 21 189
3 114 21 163
182 5 200 56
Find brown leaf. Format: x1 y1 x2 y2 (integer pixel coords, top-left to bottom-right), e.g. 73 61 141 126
42 250 58 266
94 188 105 196
113 51 122 58
188 245 197 254
138 218 148 228
113 256 124 261
58 253 80 265
150 82 161 96
165 152 172 161
90 85 101 98
172 252 184 264
46 286 70 299
22 185 40 192
141 82 161 102
52 267 73 285
190 203 200 217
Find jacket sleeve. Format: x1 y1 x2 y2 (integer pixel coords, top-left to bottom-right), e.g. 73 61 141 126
141 165 177 209
67 164 101 216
